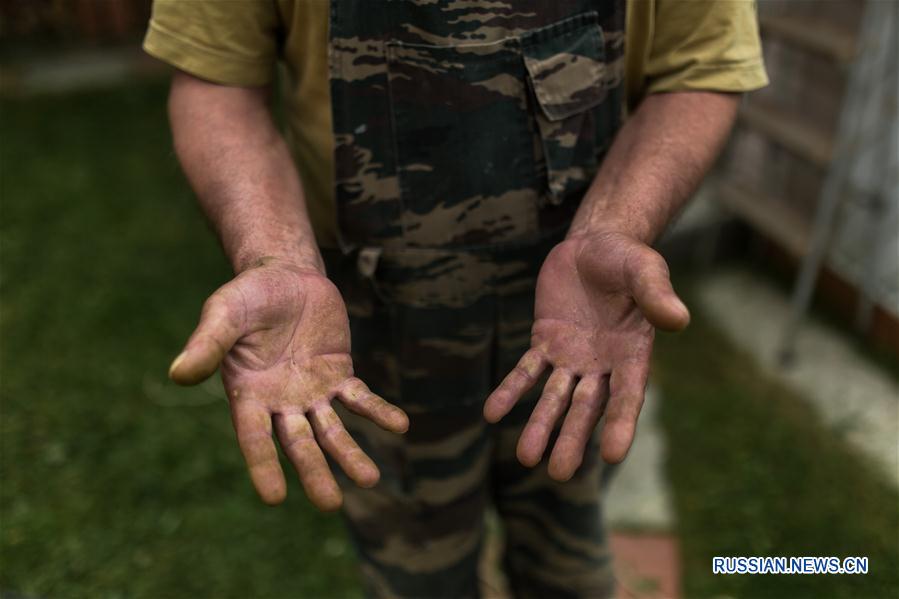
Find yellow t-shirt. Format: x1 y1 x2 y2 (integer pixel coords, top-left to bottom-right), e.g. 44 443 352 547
144 0 768 247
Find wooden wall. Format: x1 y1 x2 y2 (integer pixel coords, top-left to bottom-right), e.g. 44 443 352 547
717 0 898 348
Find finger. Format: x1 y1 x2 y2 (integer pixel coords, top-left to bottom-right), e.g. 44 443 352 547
308 404 380 489
273 411 343 511
336 378 409 434
170 290 245 385
625 246 690 332
484 350 548 423
516 369 576 468
231 400 286 505
600 360 651 464
548 375 608 481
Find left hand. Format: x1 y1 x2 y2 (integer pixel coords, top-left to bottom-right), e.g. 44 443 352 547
483 231 689 481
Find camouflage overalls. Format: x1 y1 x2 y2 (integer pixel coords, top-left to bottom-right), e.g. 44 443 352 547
325 2 624 596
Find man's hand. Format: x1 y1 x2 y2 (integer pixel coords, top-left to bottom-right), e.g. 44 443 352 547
169 258 409 509
484 92 738 480
484 232 688 480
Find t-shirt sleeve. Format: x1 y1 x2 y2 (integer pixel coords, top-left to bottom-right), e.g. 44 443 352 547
644 0 769 95
143 0 280 86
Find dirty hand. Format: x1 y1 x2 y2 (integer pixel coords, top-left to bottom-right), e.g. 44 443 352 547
484 231 688 480
168 258 409 509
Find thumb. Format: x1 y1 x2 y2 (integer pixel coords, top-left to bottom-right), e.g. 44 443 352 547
169 290 245 385
626 246 690 332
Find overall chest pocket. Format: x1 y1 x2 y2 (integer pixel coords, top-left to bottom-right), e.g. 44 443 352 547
387 37 539 248
385 12 613 248
521 13 611 203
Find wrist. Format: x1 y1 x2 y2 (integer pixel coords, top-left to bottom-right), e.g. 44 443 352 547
567 190 657 244
567 213 653 245
566 181 667 245
233 245 325 276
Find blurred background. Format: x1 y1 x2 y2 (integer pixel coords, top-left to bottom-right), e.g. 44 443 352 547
1 1 896 598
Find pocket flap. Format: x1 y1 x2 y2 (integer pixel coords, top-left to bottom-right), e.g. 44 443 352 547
521 13 606 122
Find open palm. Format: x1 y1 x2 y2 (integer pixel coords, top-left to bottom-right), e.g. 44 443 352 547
484 232 688 480
169 259 408 509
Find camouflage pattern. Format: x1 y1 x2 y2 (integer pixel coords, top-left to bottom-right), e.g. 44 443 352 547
330 0 625 255
335 401 615 599
324 248 615 598
521 14 624 201
327 1 624 596
323 232 562 415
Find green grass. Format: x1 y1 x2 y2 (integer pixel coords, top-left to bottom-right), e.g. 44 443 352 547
1 80 361 598
2 79 896 599
654 281 899 598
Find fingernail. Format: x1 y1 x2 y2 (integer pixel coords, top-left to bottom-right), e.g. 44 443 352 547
168 351 187 379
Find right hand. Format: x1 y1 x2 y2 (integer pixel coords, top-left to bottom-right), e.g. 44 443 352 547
169 258 409 510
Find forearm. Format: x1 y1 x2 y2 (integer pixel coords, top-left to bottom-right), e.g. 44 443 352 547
569 91 740 243
168 71 323 274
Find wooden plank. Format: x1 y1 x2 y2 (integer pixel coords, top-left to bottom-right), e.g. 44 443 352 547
760 13 857 65
715 181 812 257
739 101 835 169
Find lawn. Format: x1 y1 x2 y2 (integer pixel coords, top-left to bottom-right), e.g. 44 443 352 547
1 79 361 598
1 79 896 598
653 293 898 598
